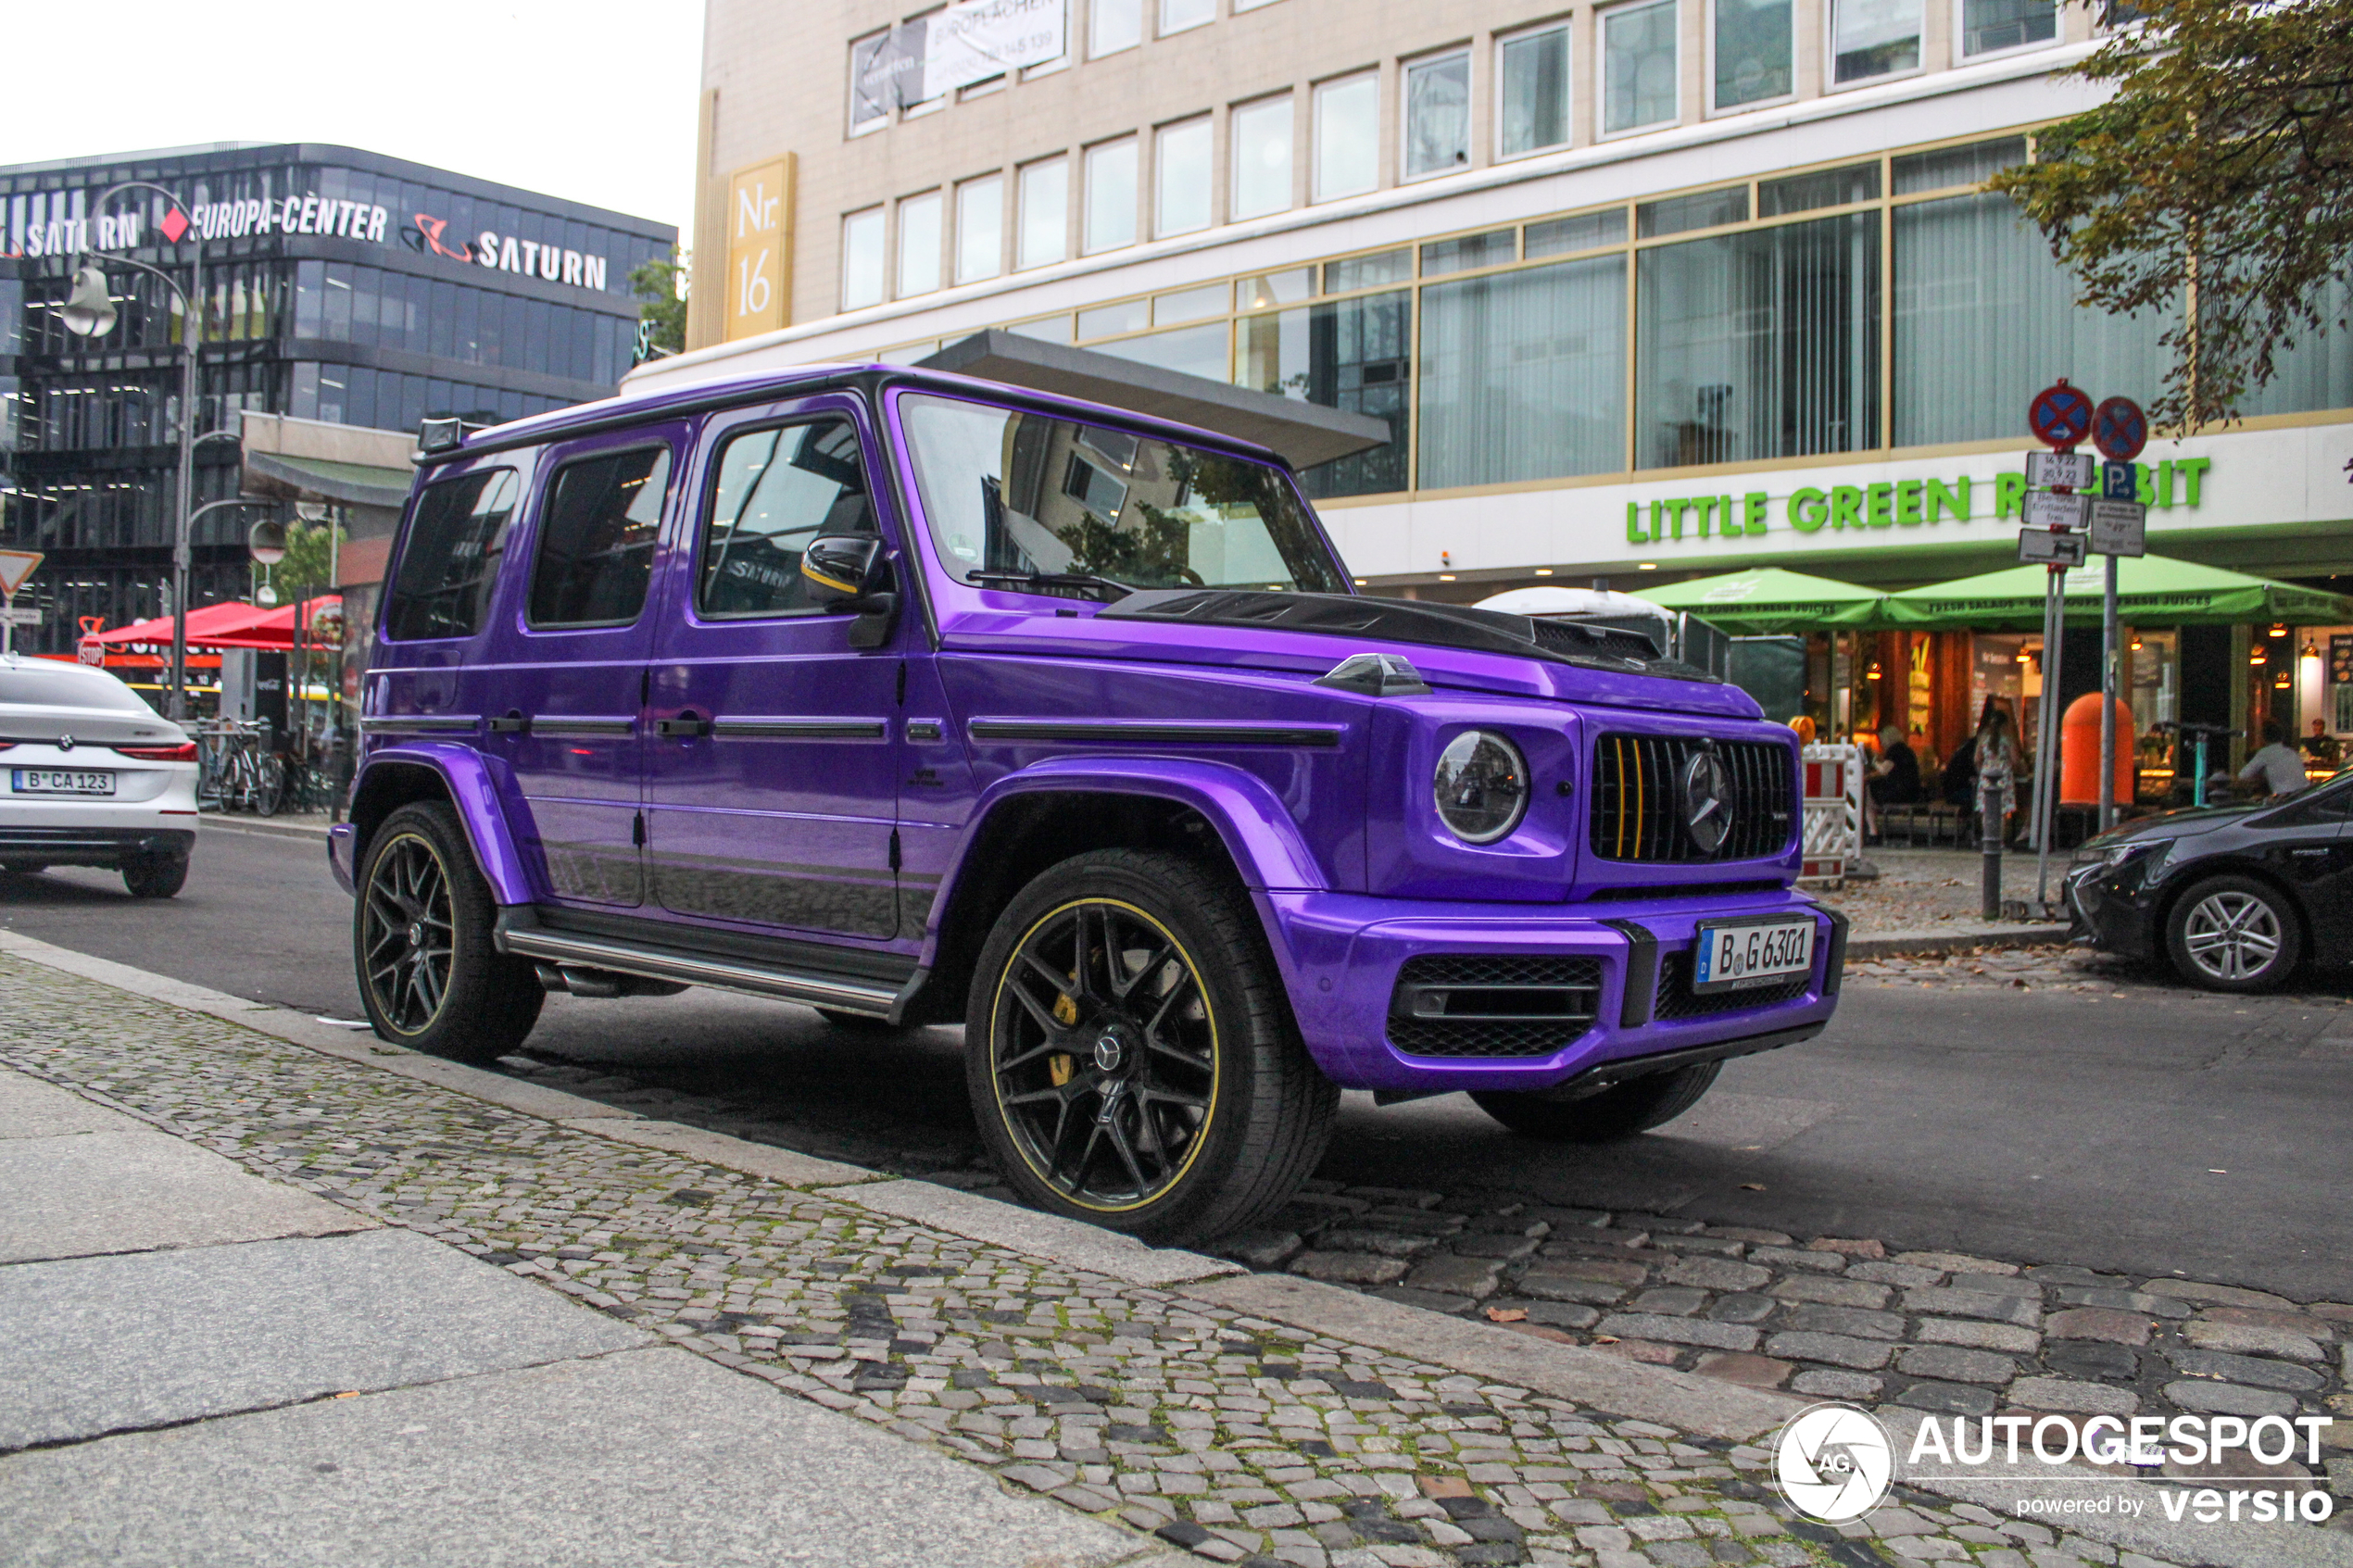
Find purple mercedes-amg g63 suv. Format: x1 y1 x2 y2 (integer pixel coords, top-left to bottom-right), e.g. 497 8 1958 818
332 365 1843 1245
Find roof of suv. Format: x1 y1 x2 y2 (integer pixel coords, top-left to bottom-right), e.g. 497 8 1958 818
428 364 1292 472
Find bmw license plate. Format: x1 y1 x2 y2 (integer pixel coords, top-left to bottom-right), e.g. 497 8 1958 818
11 769 115 796
1691 916 1815 994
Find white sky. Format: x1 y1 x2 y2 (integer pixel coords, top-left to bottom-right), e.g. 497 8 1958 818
4 1 704 240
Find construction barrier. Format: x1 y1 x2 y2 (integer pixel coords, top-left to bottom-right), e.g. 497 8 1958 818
1801 744 1864 882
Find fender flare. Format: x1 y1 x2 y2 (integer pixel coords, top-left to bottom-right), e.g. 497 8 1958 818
918 756 1329 963
347 744 543 906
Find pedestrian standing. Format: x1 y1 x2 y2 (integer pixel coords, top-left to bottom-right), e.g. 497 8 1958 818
1972 698 2020 843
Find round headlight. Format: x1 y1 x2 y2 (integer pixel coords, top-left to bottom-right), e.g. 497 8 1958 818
1433 730 1530 845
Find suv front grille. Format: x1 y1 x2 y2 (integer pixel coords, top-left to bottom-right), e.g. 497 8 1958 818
1386 954 1603 1059
1590 734 1793 862
1653 948 1815 1019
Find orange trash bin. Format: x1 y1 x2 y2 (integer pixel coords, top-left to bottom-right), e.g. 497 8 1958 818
2060 692 2135 806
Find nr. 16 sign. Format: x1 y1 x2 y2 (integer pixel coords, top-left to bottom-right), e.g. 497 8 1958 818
724 156 797 344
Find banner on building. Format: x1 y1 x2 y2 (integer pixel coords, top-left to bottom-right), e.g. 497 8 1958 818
852 0 1066 126
724 157 794 343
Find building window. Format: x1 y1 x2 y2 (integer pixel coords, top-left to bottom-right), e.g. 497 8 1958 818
1403 52 1471 181
1233 0 1283 9
1017 157 1069 270
1635 212 1881 468
1236 290 1412 497
1959 0 2057 56
841 208 886 309
898 191 943 297
1831 0 1922 82
1231 94 1294 220
956 175 1004 285
1715 0 1793 107
1084 138 1139 254
1092 320 1233 381
1091 0 1141 56
1602 1 1679 135
1893 192 2166 445
1498 24 1570 159
1161 0 1214 33
1157 118 1214 236
1421 257 1627 488
1314 73 1379 202
849 31 896 132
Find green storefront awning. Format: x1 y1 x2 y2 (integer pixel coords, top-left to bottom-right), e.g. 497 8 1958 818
1630 567 1886 633
1858 554 2353 631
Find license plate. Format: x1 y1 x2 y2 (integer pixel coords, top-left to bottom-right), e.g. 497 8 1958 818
10 769 116 796
1692 916 1816 994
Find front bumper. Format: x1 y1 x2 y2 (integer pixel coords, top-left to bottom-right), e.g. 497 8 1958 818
1261 887 1843 1093
2063 859 2163 962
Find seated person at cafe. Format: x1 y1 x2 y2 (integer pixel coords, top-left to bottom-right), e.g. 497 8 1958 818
2238 721 2309 797
2301 719 2342 770
1869 724 1921 806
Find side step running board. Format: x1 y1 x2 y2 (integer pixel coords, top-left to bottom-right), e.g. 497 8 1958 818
495 913 908 1018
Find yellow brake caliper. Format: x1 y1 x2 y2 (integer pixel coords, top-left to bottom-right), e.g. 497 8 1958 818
1049 989 1079 1085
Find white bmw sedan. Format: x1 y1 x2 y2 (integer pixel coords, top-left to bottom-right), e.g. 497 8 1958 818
1 654 199 897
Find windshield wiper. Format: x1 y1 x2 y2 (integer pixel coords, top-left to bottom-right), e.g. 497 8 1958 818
965 569 1134 602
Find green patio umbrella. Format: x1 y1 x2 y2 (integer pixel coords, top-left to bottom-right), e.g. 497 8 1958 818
1861 555 2353 632
1630 567 1886 634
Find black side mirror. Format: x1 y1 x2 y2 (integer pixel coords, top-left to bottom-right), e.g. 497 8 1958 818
800 534 887 607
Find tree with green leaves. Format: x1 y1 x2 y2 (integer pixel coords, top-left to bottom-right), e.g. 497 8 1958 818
630 247 688 359
1991 0 2353 432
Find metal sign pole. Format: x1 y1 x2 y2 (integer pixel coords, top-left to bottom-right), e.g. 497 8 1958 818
2098 552 2120 831
2034 564 2066 906
1 590 12 658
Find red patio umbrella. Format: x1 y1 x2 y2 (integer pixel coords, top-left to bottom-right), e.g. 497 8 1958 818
88 601 271 646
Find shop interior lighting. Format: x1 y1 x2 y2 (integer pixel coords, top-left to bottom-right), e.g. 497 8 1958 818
2271 623 2289 638
2250 649 2268 666
1637 562 1656 571
1533 567 1553 576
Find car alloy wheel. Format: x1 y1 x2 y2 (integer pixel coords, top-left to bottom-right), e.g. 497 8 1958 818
987 898 1217 1213
2179 888 2283 984
362 830 456 1033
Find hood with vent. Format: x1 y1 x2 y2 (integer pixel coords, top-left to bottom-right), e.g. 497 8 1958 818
1095 590 1713 681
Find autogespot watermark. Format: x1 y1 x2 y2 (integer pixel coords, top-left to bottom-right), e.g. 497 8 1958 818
1773 1405 2338 1527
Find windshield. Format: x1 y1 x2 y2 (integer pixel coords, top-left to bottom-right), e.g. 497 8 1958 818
898 394 1346 596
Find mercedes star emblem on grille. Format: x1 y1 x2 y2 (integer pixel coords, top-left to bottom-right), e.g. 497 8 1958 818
1681 749 1732 853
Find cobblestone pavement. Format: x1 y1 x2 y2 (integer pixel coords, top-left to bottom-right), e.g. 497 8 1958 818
1810 850 2069 936
0 953 2233 1568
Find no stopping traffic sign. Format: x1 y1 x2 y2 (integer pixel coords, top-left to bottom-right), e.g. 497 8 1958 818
2028 381 2095 448
2094 395 2148 463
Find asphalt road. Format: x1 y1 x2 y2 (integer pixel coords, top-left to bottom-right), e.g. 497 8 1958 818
6 822 2347 1299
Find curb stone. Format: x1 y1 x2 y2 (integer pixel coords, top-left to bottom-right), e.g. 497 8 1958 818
1843 925 2069 960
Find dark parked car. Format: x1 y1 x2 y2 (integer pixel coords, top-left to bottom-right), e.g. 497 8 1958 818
330 365 1843 1243
2067 770 2353 992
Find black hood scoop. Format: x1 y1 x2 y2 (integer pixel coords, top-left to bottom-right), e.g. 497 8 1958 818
1096 590 1714 680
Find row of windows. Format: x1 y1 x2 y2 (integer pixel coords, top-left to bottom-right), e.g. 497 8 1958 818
0 560 251 658
839 0 2075 309
869 138 2353 496
11 259 634 391
288 363 567 435
3 448 253 558
3 163 664 300
290 262 635 386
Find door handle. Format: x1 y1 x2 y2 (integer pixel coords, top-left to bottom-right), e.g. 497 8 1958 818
487 711 529 734
654 712 710 738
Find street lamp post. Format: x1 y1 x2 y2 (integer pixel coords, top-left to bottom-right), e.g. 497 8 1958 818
58 181 216 721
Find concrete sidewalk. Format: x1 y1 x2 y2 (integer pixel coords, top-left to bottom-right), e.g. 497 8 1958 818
0 1064 1152 1568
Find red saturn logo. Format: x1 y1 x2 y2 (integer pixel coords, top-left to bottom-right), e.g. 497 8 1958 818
412 213 475 263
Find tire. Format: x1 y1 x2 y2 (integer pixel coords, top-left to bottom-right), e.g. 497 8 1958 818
122 855 189 898
2165 874 2302 993
964 848 1338 1247
816 1007 909 1033
1472 1060 1723 1142
253 754 287 817
354 801 544 1062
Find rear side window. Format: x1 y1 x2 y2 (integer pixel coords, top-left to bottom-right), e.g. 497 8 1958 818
382 469 520 641
527 445 673 628
697 418 875 619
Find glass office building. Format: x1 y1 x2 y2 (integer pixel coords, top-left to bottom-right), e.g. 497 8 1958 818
0 143 674 648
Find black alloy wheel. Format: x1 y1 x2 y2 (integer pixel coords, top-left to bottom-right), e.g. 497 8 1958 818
965 849 1337 1246
989 898 1217 1211
362 830 456 1032
353 801 543 1061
